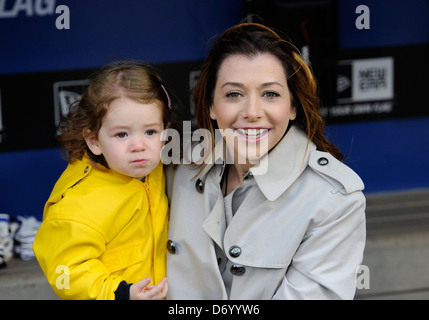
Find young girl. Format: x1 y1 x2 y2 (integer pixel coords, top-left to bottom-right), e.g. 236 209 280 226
33 61 179 300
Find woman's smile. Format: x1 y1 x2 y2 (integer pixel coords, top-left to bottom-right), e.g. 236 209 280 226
234 128 269 142
210 53 296 171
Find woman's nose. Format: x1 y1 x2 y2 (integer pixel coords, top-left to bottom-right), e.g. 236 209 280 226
242 95 263 121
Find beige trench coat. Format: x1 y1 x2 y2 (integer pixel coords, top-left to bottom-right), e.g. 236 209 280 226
165 126 366 299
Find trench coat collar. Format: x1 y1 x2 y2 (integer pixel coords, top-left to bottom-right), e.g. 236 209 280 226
250 126 316 201
201 126 314 249
197 126 316 201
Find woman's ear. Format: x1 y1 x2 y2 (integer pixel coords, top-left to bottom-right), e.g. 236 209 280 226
83 129 102 156
209 106 216 120
290 106 297 121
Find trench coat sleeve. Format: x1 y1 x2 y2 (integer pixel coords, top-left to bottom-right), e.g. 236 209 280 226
273 191 366 300
33 216 125 300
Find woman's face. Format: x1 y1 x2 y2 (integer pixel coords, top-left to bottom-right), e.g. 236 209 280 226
210 53 296 168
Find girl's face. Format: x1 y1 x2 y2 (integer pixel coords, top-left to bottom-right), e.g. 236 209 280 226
210 53 296 170
85 97 165 178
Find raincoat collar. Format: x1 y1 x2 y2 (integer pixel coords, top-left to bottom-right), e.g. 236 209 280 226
250 126 316 201
196 126 315 201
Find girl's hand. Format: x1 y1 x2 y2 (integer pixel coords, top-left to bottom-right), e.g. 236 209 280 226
130 277 168 300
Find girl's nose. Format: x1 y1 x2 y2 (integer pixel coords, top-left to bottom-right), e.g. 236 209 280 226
130 136 146 152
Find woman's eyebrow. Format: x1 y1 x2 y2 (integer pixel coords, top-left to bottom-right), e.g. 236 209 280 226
221 81 284 88
221 82 243 88
260 81 284 87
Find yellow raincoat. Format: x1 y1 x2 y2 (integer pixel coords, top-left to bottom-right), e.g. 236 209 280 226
33 157 168 300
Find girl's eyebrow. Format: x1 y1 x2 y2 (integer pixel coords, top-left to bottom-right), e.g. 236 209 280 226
108 120 163 130
107 125 129 131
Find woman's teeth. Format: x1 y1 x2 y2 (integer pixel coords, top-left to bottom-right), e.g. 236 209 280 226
236 129 268 138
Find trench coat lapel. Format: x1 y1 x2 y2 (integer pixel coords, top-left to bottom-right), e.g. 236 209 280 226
250 126 316 201
201 126 315 247
202 189 226 250
200 131 229 250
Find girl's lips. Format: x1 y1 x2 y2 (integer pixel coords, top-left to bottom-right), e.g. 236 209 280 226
132 159 148 166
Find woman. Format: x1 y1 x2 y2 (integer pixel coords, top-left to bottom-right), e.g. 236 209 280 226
165 23 366 299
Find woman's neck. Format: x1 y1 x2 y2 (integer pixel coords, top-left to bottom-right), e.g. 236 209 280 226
223 162 251 196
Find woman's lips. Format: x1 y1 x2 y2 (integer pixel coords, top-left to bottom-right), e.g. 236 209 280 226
235 128 269 141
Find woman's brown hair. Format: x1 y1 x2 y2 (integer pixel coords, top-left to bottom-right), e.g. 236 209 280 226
58 60 180 166
193 22 343 161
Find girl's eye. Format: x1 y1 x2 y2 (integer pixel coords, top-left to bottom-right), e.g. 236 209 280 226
116 132 127 138
146 130 156 136
263 91 280 99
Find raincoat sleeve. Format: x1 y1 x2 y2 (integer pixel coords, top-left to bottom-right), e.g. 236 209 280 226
33 215 125 300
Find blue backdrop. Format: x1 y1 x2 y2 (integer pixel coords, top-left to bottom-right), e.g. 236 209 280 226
0 0 245 74
1 0 428 219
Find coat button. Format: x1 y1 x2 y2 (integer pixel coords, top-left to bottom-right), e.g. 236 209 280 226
167 240 176 254
84 166 90 173
230 264 246 276
317 157 329 166
195 179 204 193
229 245 242 258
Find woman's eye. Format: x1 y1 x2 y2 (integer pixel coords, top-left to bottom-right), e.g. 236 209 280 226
263 91 280 99
226 91 242 99
116 132 127 138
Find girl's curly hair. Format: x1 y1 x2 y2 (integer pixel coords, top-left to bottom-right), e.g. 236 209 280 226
58 61 181 166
